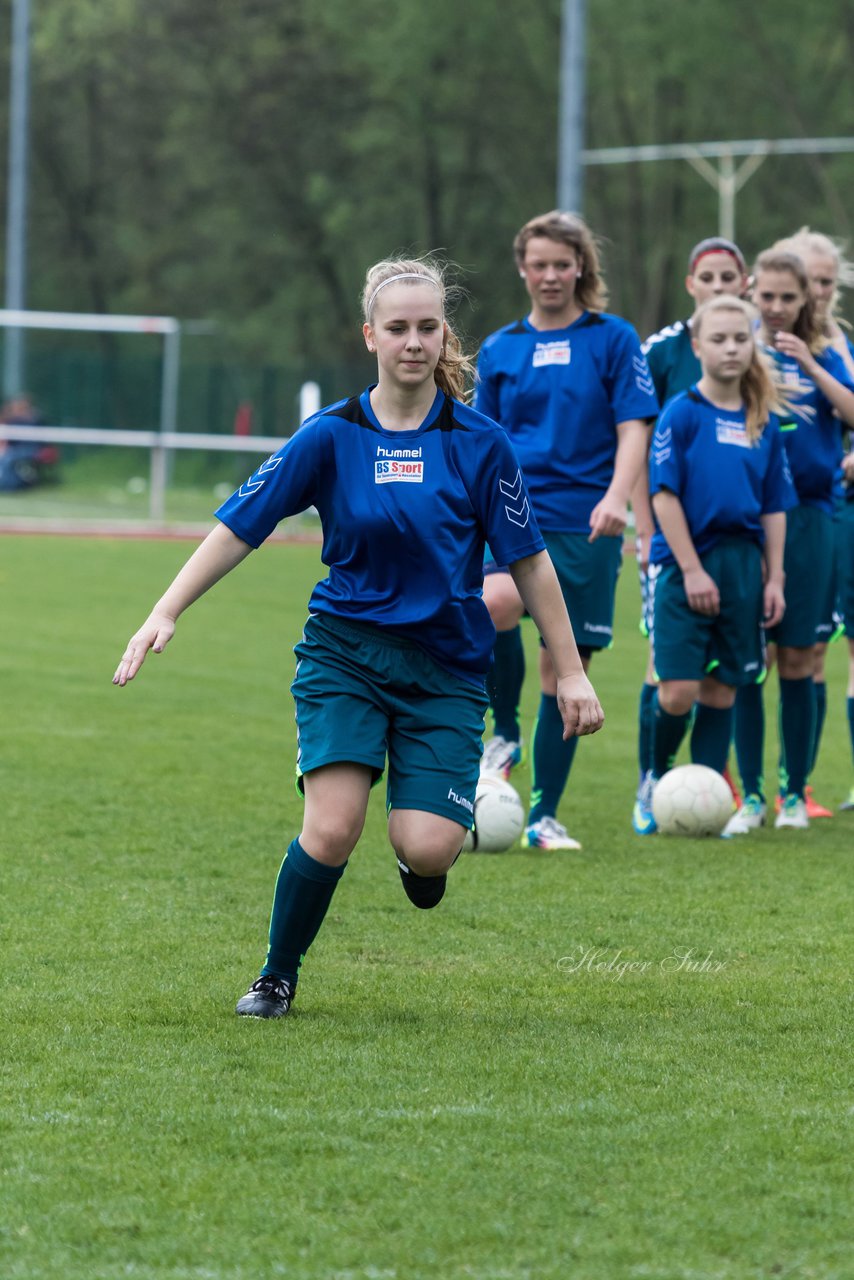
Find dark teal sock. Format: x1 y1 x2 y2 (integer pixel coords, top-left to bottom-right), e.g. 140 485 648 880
778 676 815 799
638 682 656 782
734 681 765 800
652 691 691 777
529 693 579 823
261 838 346 986
487 626 526 742
848 696 854 766
690 703 734 775
810 680 827 775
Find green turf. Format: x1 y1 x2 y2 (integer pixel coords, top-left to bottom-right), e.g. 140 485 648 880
1 535 852 1280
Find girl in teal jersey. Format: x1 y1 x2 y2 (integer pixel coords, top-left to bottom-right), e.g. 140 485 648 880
113 257 603 1019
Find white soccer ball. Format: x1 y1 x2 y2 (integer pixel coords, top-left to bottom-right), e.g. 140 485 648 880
462 775 525 852
652 764 734 837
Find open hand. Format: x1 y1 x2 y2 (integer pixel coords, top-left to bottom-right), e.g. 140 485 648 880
113 612 176 686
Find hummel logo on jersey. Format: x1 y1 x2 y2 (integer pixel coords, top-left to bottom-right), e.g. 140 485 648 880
499 469 530 528
632 354 655 396
238 455 282 497
375 445 424 484
532 340 570 368
715 418 752 449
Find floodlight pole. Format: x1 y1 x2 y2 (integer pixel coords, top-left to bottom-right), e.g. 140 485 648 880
4 0 31 398
557 0 587 213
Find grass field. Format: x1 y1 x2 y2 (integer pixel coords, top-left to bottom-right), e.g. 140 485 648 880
1 533 852 1280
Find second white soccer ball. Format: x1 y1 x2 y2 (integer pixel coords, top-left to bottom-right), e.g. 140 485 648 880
462 775 525 852
652 764 734 837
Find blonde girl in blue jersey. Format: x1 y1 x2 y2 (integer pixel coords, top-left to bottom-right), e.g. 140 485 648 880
114 257 603 1019
633 295 795 832
726 248 854 834
772 229 854 814
631 237 749 831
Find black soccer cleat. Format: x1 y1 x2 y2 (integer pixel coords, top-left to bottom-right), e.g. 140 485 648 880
235 974 294 1018
397 858 447 910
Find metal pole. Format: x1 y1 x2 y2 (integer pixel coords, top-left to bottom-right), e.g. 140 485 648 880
4 0 31 398
151 323 181 521
557 0 587 213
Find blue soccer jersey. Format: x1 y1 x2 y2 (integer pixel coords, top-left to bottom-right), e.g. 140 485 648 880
474 311 659 533
649 388 797 566
769 345 853 514
215 388 545 684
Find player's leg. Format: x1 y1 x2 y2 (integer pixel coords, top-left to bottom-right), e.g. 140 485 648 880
691 676 736 774
844 637 854 810
773 507 833 829
386 645 487 906
836 501 854 808
775 643 817 829
525 642 589 849
525 532 621 850
801 643 833 817
237 614 387 1017
637 559 710 833
481 564 526 777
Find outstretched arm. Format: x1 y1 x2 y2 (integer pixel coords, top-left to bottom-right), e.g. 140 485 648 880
113 523 253 686
508 551 604 739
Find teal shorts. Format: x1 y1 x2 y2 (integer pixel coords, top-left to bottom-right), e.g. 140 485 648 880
484 532 622 655
543 531 623 653
651 538 765 686
836 498 854 634
291 613 488 827
766 504 834 649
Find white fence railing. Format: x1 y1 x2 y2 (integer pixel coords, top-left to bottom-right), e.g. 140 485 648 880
0 423 287 521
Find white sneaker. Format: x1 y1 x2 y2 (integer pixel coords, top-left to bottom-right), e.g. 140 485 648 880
722 794 766 837
480 735 523 779
775 794 809 830
522 816 582 850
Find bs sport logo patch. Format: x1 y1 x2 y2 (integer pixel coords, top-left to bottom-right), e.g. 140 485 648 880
532 340 570 368
375 445 424 484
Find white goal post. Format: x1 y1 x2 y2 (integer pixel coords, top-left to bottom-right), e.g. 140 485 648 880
0 309 322 521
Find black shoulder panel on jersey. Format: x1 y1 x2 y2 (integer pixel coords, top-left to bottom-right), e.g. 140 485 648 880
327 395 380 432
577 312 605 328
424 398 470 433
686 390 702 404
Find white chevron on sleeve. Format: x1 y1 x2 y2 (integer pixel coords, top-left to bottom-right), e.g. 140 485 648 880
505 496 530 528
499 469 523 501
238 454 282 497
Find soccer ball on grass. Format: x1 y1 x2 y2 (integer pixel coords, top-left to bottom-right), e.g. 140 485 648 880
462 775 525 852
652 764 733 837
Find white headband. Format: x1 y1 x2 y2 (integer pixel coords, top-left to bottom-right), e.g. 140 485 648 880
367 272 441 315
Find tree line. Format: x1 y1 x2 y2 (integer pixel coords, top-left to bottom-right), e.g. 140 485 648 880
1 0 852 380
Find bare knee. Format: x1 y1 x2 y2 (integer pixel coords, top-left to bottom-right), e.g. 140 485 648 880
777 646 816 680
389 811 466 877
483 572 524 633
301 810 366 864
658 679 698 717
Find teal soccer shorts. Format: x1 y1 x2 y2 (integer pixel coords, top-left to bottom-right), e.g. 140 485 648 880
836 498 854 634
484 532 622 656
766 504 834 649
651 538 765 686
291 613 488 828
